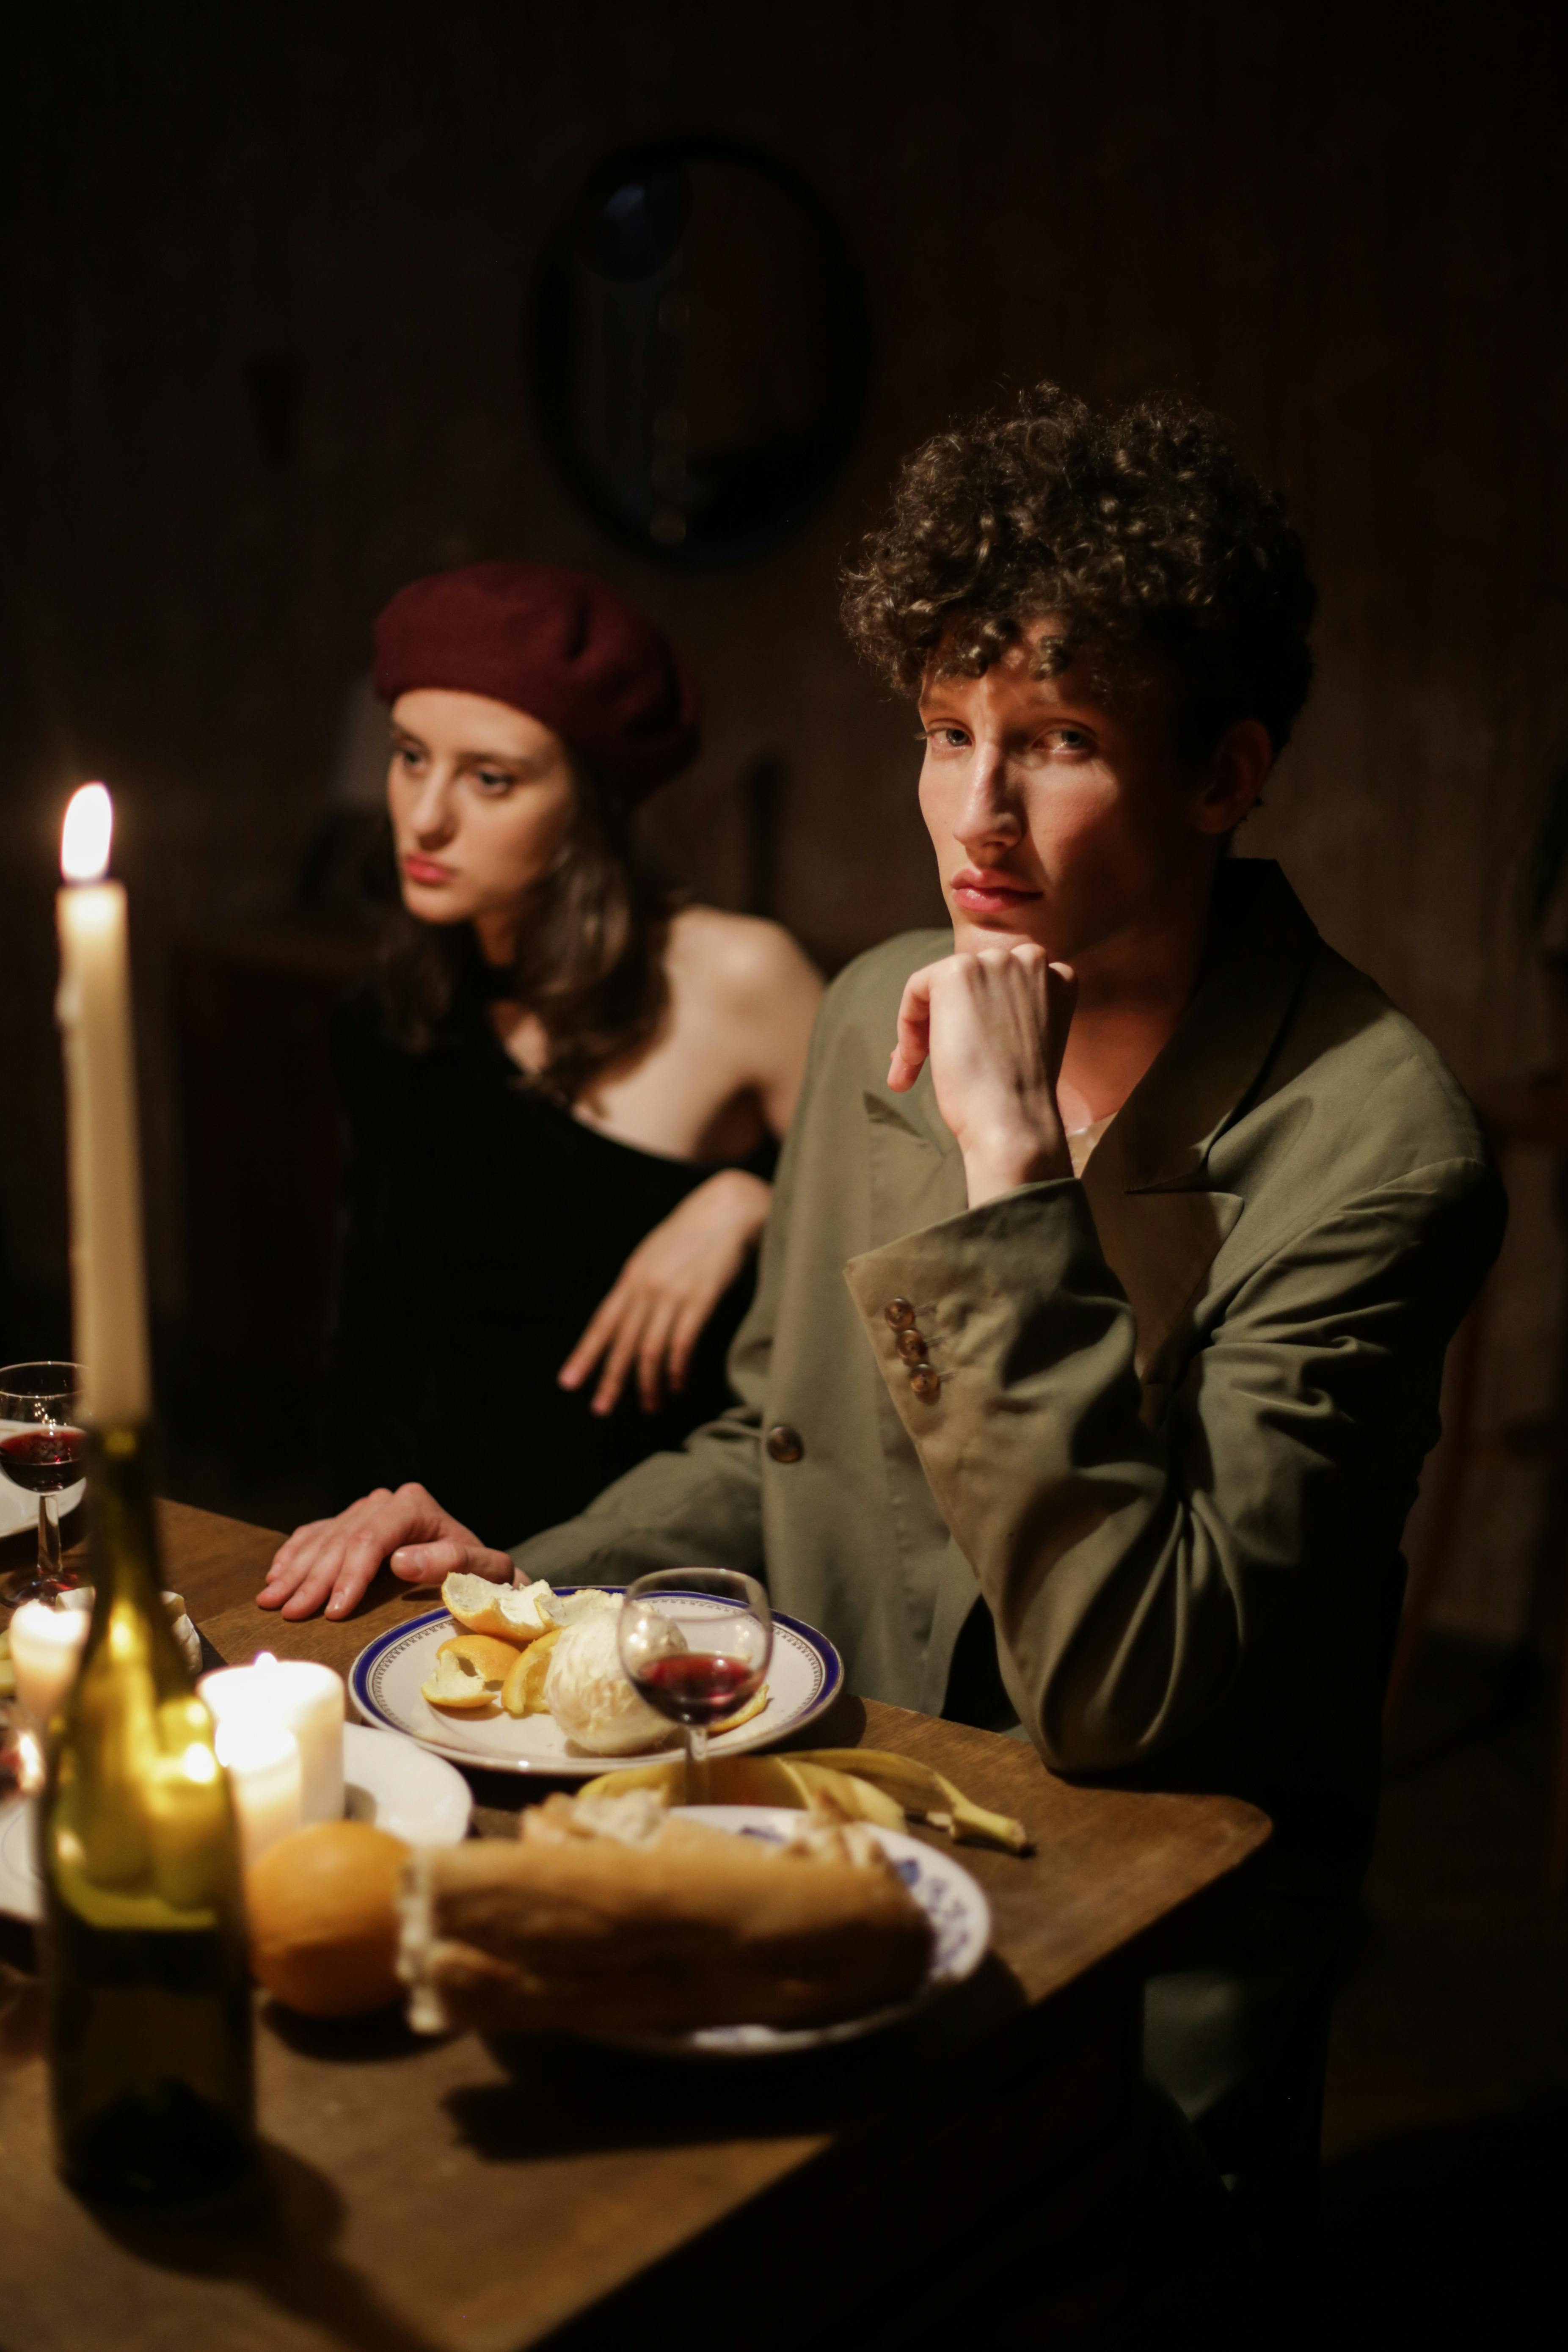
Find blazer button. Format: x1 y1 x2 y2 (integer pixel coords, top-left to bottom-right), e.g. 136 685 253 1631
896 1329 927 1362
766 1423 805 1464
908 1363 941 1402
885 1297 916 1330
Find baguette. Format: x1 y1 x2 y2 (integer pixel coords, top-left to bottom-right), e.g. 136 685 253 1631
400 1805 932 2035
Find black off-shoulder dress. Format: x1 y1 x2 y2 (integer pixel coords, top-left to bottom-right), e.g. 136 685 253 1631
322 979 771 1548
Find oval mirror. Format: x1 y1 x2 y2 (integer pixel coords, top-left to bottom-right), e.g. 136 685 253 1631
530 137 872 565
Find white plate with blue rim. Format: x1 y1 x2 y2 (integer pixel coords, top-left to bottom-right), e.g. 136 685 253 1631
0 1723 472 1925
348 1589 843 1778
594 1804 992 2057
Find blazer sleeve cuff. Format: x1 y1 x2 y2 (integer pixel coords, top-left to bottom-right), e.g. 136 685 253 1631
843 1177 1130 1439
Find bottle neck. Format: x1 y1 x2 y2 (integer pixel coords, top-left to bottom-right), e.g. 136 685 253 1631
85 1423 168 1621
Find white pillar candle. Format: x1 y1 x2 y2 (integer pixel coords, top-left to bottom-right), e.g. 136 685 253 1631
55 783 152 1426
9 1599 91 1731
198 1657 345 1823
214 1719 302 1867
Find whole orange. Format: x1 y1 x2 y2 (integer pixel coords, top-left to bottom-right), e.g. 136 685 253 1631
248 1820 410 2018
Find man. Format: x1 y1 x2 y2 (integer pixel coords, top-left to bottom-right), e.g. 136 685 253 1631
265 386 1504 2224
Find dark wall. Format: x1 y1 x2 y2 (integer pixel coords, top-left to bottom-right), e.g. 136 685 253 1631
5 0 1566 1374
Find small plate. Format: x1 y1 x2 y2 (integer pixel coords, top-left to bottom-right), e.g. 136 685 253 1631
598 1805 992 2057
0 1722 472 1925
342 1722 472 1845
348 1590 843 1778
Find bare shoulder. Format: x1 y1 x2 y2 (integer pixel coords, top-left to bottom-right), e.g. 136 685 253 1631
665 906 823 1012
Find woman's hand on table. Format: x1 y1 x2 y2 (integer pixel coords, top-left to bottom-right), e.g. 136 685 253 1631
258 1484 513 1621
558 1166 772 1417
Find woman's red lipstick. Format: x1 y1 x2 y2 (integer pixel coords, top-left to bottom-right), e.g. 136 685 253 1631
950 867 1042 917
402 854 454 885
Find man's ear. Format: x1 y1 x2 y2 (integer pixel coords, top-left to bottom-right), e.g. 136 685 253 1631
1193 719 1274 835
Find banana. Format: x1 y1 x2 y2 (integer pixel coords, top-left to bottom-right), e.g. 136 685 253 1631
791 1748 1032 1853
576 1754 807 1809
786 1761 906 1831
573 1751 901 1825
574 1746 1028 1851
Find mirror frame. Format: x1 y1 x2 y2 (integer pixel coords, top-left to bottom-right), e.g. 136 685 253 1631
527 134 873 568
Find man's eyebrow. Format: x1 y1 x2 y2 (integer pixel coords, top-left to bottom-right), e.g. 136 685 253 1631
1030 697 1106 724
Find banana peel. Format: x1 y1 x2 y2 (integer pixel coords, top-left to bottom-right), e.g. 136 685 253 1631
788 1760 906 1831
576 1746 1029 1853
793 1749 1032 1853
574 1752 901 1825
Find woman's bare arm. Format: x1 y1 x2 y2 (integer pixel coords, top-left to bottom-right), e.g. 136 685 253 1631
560 914 824 1414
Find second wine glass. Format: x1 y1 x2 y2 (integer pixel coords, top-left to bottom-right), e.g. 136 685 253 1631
617 1568 772 1802
0 1362 87 1607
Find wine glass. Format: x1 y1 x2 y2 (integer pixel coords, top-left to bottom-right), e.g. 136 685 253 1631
618 1568 772 1803
0 1363 87 1606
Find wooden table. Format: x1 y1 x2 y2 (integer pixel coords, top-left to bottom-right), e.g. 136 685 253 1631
0 1504 1270 2350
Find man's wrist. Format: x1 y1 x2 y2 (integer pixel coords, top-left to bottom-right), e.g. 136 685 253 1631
962 1127 1072 1208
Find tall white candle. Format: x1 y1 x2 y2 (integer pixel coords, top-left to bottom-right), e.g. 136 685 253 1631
56 784 152 1426
198 1657 345 1823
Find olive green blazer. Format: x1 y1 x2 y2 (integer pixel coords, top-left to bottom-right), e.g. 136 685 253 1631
513 863 1505 1838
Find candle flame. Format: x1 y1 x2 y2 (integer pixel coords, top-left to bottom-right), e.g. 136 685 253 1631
61 780 113 884
61 783 113 883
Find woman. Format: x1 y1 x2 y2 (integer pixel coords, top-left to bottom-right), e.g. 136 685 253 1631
275 561 820 1603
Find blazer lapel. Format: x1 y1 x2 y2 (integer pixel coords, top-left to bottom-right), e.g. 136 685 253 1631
862 1086 966 1231
1115 861 1320 1192
1081 863 1319 1387
1081 1132 1243 1384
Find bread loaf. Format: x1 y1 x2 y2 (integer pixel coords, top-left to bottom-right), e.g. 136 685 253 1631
400 1803 932 2035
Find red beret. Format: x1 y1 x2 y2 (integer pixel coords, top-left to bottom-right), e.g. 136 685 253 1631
372 562 700 797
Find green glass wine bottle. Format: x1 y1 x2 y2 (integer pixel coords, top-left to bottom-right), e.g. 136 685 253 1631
40 1423 256 2203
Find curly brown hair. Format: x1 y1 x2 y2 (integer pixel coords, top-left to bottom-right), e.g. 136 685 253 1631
841 385 1315 761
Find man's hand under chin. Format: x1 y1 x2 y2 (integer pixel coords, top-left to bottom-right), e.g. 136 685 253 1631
258 1483 514 1621
890 943 1078 1207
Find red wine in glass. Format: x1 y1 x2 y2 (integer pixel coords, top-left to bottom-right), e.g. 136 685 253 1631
0 1426 87 1496
0 1361 87 1605
630 1650 764 1728
617 1569 773 1801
